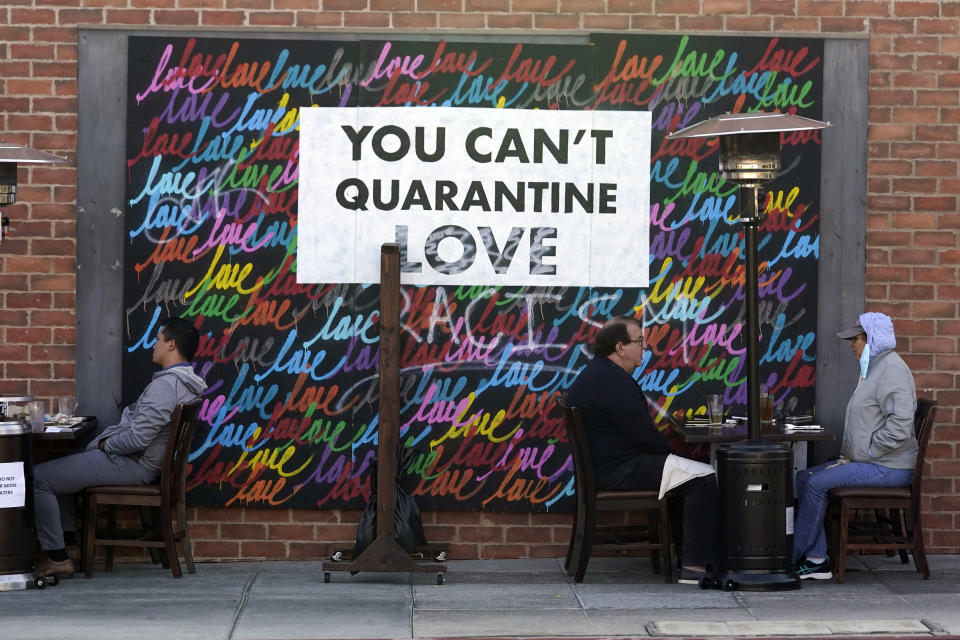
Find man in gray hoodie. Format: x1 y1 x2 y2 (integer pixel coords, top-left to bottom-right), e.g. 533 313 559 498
793 312 917 580
33 317 207 578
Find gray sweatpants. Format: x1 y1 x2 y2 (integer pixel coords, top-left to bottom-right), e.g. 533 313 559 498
33 450 156 550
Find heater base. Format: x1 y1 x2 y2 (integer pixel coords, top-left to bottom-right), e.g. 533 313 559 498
699 568 801 592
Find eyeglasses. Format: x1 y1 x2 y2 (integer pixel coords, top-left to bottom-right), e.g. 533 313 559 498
624 338 646 346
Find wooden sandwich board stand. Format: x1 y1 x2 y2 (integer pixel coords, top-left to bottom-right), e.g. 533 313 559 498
322 244 448 585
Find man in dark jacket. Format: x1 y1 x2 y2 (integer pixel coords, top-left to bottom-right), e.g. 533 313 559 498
565 316 717 583
33 317 206 578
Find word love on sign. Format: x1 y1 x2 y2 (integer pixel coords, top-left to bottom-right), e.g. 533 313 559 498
298 107 651 287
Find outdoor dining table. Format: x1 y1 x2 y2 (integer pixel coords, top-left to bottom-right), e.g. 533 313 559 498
32 416 98 462
670 419 834 475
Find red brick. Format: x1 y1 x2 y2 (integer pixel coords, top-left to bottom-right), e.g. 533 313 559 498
481 544 526 558
249 11 296 25
29 345 75 360
918 18 959 34
288 542 328 559
438 13 485 27
186 523 221 539
105 9 153 23
503 0 553 9
201 10 248 25
371 0 414 8
193 541 240 558
420 0 461 8
343 11 389 26
154 10 201 24
268 524 316 540
914 301 959 318
393 11 438 27
240 541 287 558
295 11 343 26
222 523 268 540
610 0 654 10
821 17 868 32
488 13 532 27
194 506 244 522
465 0 509 8
532 12 579 27
323 0 367 7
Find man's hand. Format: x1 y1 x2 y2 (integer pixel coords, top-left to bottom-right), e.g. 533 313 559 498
98 438 107 452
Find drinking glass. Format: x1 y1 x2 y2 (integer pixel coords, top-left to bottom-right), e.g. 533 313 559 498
58 395 76 418
760 391 775 425
27 400 46 433
706 394 723 424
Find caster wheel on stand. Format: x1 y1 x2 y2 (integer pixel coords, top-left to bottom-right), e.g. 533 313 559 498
33 576 47 589
436 573 444 585
323 572 331 583
723 578 737 591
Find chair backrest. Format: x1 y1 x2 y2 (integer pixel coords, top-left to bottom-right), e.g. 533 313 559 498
910 398 937 520
560 403 598 503
159 401 202 508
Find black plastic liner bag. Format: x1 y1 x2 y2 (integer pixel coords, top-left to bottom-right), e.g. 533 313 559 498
353 446 427 558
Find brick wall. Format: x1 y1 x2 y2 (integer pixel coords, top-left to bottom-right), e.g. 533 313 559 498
1 1 957 557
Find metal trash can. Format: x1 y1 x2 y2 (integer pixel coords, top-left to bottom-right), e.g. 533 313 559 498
708 440 800 591
0 417 42 590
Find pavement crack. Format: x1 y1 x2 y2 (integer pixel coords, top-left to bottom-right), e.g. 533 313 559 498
226 563 261 640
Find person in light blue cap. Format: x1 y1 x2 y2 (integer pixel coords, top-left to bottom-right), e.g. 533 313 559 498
793 312 918 580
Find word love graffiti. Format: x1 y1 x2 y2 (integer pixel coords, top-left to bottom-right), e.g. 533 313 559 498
123 33 823 511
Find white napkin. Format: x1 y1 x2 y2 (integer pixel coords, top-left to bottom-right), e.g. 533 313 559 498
658 454 715 499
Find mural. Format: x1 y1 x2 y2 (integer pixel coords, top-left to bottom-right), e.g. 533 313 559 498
124 33 824 511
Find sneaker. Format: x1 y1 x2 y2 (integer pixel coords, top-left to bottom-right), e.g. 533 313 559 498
677 566 706 585
796 557 832 580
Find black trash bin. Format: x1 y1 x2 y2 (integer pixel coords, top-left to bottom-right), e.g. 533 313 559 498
0 418 40 591
706 440 800 591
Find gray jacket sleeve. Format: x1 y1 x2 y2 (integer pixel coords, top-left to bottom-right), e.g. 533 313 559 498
868 365 915 458
101 377 179 456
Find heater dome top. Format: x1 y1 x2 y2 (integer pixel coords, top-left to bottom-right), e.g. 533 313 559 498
666 112 832 140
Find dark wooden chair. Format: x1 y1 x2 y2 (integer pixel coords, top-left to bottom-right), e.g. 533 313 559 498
82 401 201 578
561 403 674 583
827 398 937 582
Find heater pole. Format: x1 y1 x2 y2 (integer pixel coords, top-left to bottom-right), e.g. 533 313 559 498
742 184 762 441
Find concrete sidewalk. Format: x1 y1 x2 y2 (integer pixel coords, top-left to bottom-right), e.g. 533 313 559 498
3 555 960 640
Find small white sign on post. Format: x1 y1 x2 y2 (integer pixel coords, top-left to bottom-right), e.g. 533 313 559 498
0 462 26 509
298 107 651 287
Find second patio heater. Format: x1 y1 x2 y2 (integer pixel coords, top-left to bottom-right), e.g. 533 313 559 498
667 112 831 591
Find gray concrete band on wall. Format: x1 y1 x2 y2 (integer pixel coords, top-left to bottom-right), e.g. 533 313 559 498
76 29 866 465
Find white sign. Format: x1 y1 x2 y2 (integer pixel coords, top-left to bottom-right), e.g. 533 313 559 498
298 107 651 287
0 462 26 509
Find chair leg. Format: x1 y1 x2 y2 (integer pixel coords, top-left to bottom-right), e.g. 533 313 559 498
104 506 116 573
83 494 97 579
177 502 196 574
836 502 851 583
911 514 931 579
564 501 579 573
159 508 182 578
573 507 597 584
659 501 673 584
889 509 910 564
648 507 661 576
140 506 164 566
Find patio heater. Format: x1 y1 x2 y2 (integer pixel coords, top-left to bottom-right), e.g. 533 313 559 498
667 112 831 591
0 141 68 591
0 141 68 246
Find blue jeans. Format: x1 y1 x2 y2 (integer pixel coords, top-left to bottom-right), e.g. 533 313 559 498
793 460 913 562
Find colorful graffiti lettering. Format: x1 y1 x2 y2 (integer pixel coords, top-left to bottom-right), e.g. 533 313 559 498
123 34 823 511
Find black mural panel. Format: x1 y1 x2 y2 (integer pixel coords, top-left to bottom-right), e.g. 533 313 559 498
124 34 824 511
